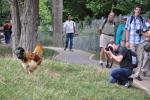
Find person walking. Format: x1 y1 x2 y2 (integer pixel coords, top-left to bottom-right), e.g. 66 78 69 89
63 15 76 51
125 4 147 81
98 11 116 67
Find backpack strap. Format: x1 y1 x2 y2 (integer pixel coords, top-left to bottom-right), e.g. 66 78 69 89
101 19 107 30
130 15 143 24
101 19 116 30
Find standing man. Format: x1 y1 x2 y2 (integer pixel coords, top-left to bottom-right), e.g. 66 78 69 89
98 11 116 67
125 4 147 81
63 15 76 51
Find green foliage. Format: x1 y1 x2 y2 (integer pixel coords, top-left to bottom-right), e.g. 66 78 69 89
39 0 52 25
63 0 93 21
0 45 12 56
0 58 150 99
43 48 58 59
0 0 10 25
86 0 150 17
0 45 58 59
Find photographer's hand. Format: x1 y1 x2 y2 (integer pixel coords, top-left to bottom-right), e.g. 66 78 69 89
105 50 113 60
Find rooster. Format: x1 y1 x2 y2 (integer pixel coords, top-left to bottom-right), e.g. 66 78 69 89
15 44 43 74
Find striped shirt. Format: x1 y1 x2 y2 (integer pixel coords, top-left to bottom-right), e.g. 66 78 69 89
125 16 147 44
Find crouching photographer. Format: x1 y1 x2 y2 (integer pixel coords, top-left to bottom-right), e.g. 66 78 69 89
104 41 138 88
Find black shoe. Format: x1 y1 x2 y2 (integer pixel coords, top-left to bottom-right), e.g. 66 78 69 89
135 76 142 81
142 72 146 77
64 48 67 51
124 78 133 88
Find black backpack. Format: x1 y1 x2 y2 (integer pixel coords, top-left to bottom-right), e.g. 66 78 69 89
128 49 138 68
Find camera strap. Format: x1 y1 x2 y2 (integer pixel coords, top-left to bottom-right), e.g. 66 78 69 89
133 16 142 42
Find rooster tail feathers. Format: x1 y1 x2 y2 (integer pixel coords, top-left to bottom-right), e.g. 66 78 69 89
33 44 43 55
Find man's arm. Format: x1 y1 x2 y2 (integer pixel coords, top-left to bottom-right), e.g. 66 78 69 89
105 50 123 63
125 16 131 48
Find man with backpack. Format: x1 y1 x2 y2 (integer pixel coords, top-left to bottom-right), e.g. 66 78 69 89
125 4 147 81
105 41 138 88
98 11 116 67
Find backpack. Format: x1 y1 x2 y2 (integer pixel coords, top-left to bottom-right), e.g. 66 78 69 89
128 49 138 68
130 15 144 24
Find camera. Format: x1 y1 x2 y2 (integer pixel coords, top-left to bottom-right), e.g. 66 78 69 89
136 29 143 36
105 46 113 52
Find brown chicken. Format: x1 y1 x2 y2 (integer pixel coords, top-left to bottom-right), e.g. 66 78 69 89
15 44 43 74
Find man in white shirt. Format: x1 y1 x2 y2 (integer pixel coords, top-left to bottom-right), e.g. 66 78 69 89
63 15 76 51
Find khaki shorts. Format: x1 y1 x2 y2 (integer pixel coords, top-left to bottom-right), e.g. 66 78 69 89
99 34 114 48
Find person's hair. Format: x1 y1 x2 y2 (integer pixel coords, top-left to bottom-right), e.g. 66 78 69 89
109 11 116 16
134 4 142 10
106 41 115 47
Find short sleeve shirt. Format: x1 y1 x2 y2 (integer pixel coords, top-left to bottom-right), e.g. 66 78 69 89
125 16 147 44
117 46 133 69
99 20 115 35
63 20 76 33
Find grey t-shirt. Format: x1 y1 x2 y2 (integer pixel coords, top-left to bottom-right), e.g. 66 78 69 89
99 20 115 35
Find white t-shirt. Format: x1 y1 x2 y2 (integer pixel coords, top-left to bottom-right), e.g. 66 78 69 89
63 20 76 33
146 22 150 27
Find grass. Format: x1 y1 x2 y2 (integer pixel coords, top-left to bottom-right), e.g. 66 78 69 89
0 57 150 100
0 45 58 59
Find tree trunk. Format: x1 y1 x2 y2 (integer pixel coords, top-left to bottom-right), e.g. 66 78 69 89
11 0 21 56
52 0 63 47
19 0 39 51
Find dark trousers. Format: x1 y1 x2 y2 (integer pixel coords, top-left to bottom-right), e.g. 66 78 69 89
4 31 11 44
110 67 132 85
65 33 74 49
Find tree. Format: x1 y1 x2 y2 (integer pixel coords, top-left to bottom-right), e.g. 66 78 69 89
52 0 63 46
63 0 93 21
11 0 21 55
11 0 39 53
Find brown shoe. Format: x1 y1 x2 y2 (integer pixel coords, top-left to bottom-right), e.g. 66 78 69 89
135 76 142 81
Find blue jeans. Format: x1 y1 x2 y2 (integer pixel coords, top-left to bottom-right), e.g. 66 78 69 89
65 33 74 49
4 31 11 44
109 67 132 85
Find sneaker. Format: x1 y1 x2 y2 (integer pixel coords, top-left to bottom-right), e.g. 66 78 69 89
124 78 133 88
135 76 142 81
99 61 104 67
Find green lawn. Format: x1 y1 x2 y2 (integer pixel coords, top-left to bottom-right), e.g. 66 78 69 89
0 57 150 100
0 45 58 59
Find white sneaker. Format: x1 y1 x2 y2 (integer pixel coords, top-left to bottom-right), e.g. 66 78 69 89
99 60 105 67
